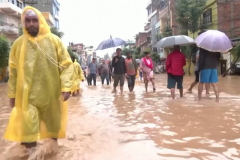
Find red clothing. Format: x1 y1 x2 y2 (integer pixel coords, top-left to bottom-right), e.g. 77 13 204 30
166 49 186 75
125 58 135 75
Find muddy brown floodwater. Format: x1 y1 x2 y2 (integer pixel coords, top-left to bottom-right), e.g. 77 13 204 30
0 74 240 160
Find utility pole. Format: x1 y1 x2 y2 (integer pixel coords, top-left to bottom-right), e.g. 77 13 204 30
167 0 170 30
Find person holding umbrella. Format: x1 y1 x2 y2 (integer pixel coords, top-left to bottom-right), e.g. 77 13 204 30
112 48 126 93
195 30 233 102
198 49 221 102
187 50 210 94
140 51 156 92
166 45 186 99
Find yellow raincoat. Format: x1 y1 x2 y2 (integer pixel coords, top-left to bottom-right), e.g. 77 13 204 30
5 7 74 142
71 59 84 93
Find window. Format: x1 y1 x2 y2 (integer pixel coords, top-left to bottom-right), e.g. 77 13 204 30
203 8 212 24
17 1 22 8
147 7 152 16
11 0 14 4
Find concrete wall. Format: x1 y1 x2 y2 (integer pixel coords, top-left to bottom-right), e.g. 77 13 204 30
217 0 240 39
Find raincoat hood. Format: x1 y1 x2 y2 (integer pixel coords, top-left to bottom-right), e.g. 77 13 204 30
21 6 51 40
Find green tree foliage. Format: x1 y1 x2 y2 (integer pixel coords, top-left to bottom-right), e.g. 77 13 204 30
221 44 240 76
121 47 131 56
0 36 10 69
231 43 240 57
67 46 79 62
18 27 64 39
151 52 160 62
50 27 64 39
175 0 206 35
133 47 144 59
19 27 23 36
157 25 173 41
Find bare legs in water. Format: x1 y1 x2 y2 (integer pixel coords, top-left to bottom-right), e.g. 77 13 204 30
188 82 210 94
144 76 156 92
198 83 219 102
170 88 183 99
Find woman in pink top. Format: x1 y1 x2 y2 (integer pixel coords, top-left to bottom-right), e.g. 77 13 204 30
140 51 156 92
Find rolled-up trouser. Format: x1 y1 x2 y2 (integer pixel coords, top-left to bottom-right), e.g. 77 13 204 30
113 74 125 87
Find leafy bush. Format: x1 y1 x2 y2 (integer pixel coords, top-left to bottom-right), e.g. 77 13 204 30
0 36 10 69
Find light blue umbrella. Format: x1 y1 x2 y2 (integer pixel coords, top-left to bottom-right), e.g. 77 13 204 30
96 36 126 50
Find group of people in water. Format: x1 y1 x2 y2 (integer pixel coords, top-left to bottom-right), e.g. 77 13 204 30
81 42 220 103
78 48 156 94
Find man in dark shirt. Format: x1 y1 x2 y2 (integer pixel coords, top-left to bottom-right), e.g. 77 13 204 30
112 48 125 93
198 48 221 102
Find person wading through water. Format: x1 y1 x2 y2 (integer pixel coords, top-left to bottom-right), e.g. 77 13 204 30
140 51 156 92
188 50 210 94
4 7 74 158
112 48 126 93
166 45 186 99
125 51 137 92
71 59 84 96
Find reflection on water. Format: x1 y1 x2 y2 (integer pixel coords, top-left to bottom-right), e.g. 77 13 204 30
0 74 240 160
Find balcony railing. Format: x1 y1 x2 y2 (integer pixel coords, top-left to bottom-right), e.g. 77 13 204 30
0 0 23 17
159 5 168 19
144 23 151 31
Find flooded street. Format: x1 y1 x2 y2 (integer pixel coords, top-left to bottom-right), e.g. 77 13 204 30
0 74 240 160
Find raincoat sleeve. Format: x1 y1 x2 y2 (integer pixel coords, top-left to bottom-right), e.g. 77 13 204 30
8 44 17 98
79 65 84 80
57 39 74 92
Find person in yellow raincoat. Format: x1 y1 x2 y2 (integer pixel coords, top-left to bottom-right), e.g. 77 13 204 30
71 59 84 96
136 66 140 80
4 7 74 150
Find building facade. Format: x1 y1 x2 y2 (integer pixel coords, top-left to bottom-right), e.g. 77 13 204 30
135 32 151 52
32 0 60 29
146 0 159 48
0 0 27 43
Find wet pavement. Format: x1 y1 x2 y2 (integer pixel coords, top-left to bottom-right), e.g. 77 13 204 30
0 74 240 160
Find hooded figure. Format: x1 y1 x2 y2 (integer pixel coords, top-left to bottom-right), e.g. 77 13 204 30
71 59 84 95
5 7 74 144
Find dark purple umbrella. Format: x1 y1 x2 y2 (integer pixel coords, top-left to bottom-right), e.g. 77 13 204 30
96 36 126 50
